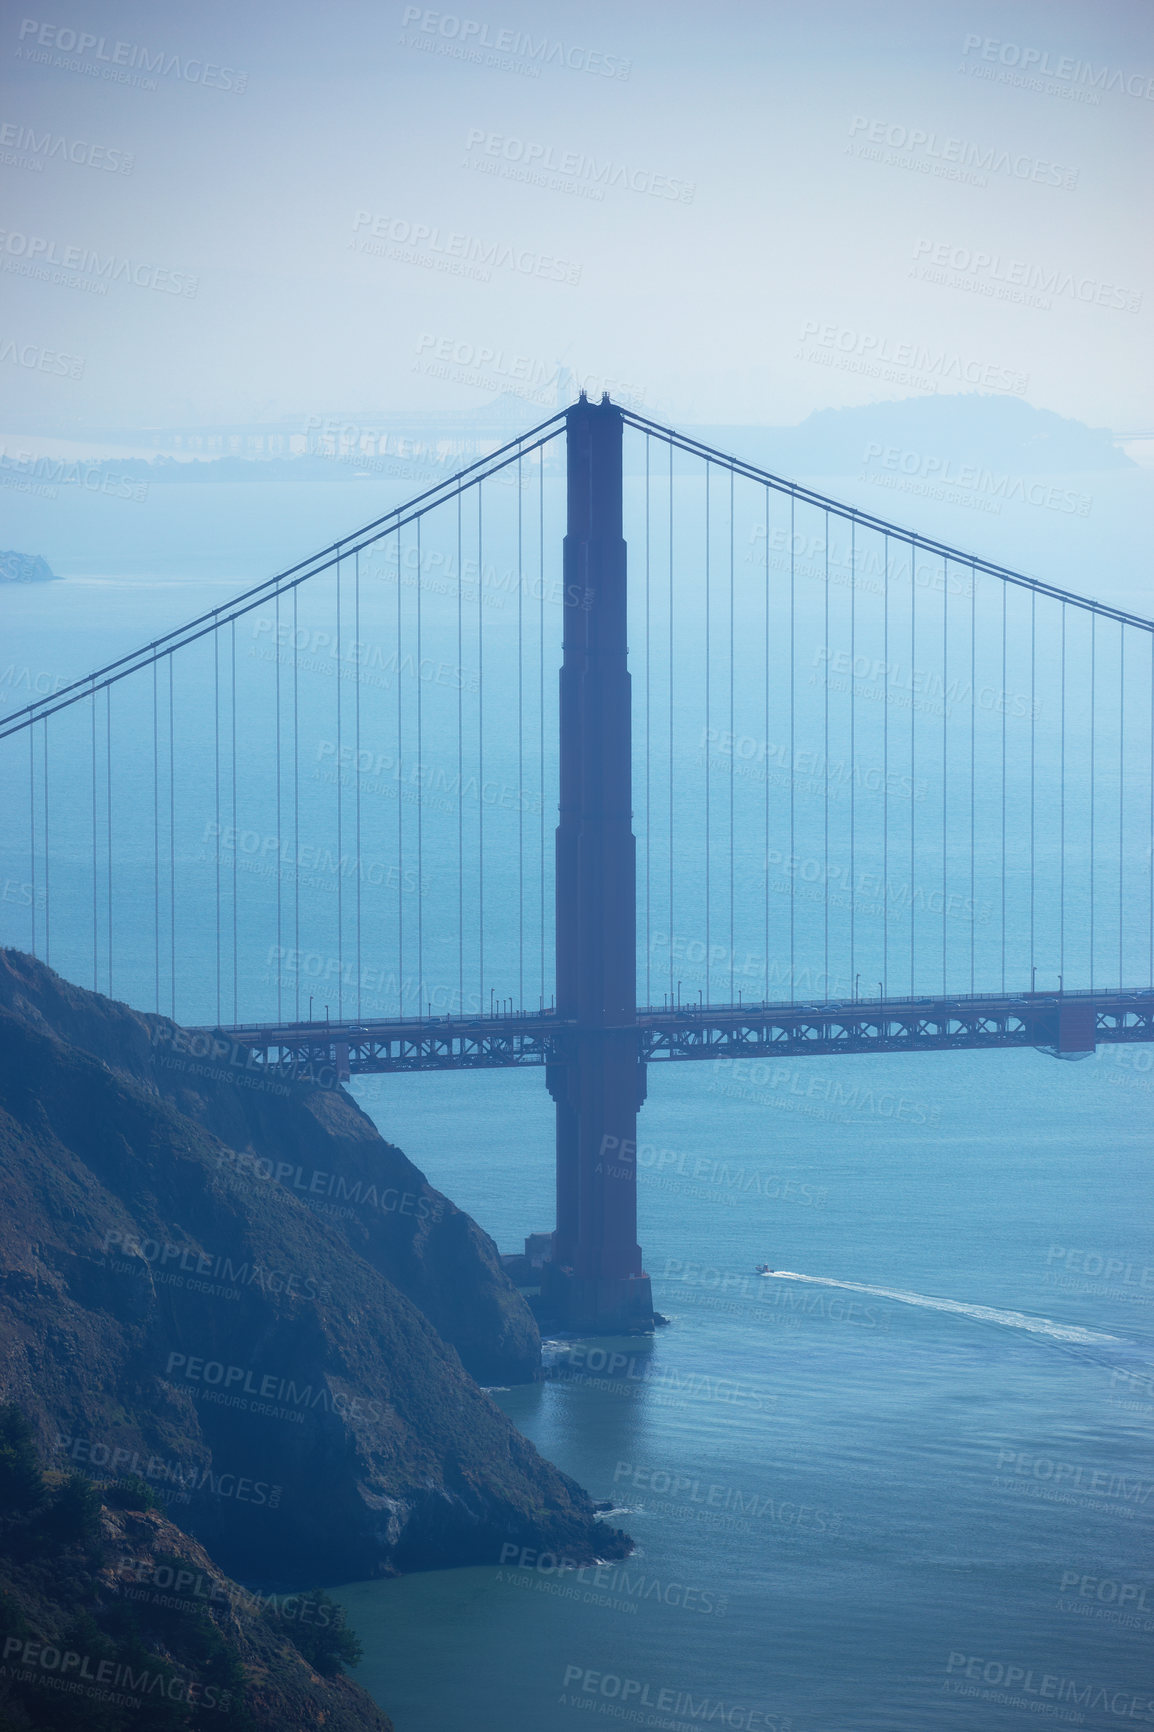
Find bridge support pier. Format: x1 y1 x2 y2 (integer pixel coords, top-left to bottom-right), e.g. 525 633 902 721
537 394 653 1335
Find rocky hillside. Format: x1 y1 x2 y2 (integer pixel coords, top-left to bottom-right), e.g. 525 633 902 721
0 1404 393 1730
0 951 629 1587
0 948 537 1383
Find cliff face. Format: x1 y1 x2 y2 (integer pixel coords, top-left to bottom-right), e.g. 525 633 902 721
0 949 538 1384
0 952 629 1586
0 1441 394 1732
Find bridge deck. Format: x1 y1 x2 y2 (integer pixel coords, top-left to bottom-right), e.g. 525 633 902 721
198 988 1154 1080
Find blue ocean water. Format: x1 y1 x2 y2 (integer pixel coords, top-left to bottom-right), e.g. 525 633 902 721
2 472 1151 1731
338 1050 1154 1732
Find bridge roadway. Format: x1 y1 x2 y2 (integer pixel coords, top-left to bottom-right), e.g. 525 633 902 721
202 987 1154 1080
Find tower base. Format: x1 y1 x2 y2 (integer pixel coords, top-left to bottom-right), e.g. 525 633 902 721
539 1256 654 1335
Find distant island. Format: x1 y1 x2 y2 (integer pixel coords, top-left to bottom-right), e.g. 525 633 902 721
0 550 58 582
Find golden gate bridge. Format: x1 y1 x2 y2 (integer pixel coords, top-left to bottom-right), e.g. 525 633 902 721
3 394 1152 1331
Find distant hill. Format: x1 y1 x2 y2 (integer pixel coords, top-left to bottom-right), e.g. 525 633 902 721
689 394 1132 478
0 551 58 582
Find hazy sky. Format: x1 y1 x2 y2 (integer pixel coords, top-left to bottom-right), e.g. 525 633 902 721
2 0 1152 430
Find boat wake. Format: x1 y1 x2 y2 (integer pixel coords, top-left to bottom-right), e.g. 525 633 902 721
759 1272 1120 1345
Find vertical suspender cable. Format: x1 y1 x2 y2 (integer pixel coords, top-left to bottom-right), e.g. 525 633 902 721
213 626 221 1023
970 562 976 995
28 728 36 957
91 690 97 988
231 619 237 1022
1029 590 1036 988
1090 612 1096 989
941 556 947 995
764 486 770 1005
645 437 651 1008
665 446 675 1011
910 540 916 995
106 687 112 997
275 591 282 1021
478 482 484 1013
539 459 545 1008
537 453 547 1011
169 658 175 1019
293 585 300 1021
1000 580 1006 995
458 493 464 1014
396 534 403 1013
1060 604 1066 989
42 718 49 969
1119 624 1125 989
850 518 856 994
355 548 362 1021
729 468 735 1004
416 520 423 1015
883 536 889 997
704 460 710 1002
539 456 545 1008
823 511 830 994
789 494 795 1003
517 459 524 1010
153 659 160 1010
336 552 343 1020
